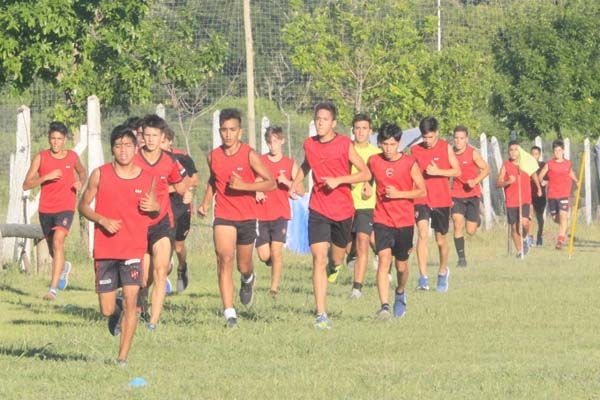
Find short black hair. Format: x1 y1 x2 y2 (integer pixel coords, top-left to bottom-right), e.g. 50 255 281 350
110 124 137 148
419 116 439 135
48 121 68 137
142 114 168 132
314 101 337 121
219 108 242 126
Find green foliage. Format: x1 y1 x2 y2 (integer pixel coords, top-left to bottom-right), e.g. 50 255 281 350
491 1 600 139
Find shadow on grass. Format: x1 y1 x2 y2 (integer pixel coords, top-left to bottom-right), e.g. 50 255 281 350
11 319 91 328
0 283 28 296
0 343 93 362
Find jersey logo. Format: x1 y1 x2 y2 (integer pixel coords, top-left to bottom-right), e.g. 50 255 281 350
385 168 394 177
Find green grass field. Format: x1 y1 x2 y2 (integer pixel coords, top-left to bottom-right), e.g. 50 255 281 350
1 221 600 399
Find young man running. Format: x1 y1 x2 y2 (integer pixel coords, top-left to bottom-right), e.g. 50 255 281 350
496 141 542 258
368 122 425 320
160 126 199 292
451 125 489 268
23 121 86 300
79 124 159 365
537 139 578 250
345 114 381 300
255 126 304 299
411 117 460 292
290 102 371 330
198 108 276 328
135 114 189 330
527 146 547 247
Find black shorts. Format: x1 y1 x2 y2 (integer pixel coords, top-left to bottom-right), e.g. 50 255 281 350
39 211 74 237
172 203 191 241
95 258 143 293
256 218 288 247
213 218 257 245
548 197 569 215
373 223 414 262
506 205 531 225
148 214 174 252
415 205 450 235
451 197 480 223
308 210 352 248
352 209 374 235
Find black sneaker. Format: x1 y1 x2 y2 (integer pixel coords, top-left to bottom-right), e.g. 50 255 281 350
108 297 123 336
177 263 189 293
239 273 256 306
226 317 238 328
457 258 467 268
137 287 150 322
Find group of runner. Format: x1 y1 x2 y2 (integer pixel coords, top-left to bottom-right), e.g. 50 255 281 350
24 103 578 363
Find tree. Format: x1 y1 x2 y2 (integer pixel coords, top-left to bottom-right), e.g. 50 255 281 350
491 1 600 138
283 0 427 124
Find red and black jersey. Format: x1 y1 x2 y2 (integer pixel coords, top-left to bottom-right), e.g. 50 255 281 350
546 159 573 199
451 146 481 199
369 153 417 228
304 134 354 221
93 163 154 260
502 160 532 207
257 155 294 221
210 143 257 221
134 149 185 225
38 150 79 213
169 148 198 210
411 139 453 208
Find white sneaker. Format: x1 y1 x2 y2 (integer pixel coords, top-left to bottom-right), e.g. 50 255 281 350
348 288 362 300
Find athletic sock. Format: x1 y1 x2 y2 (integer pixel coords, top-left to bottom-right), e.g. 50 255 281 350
454 237 465 260
381 303 390 311
49 287 58 296
241 273 254 283
224 308 237 320
352 282 362 291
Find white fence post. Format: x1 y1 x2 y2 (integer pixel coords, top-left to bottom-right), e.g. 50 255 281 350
584 138 591 224
86 96 103 256
156 103 166 120
3 106 32 263
260 117 270 155
479 133 492 230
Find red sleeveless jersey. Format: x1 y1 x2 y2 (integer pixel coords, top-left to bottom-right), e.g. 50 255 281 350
134 149 185 225
411 139 452 207
451 146 481 198
210 143 257 221
304 134 354 221
257 155 293 221
502 160 532 207
369 153 417 228
93 164 155 260
38 149 79 213
546 159 573 199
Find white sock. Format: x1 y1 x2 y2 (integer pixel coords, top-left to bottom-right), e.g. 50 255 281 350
224 308 237 320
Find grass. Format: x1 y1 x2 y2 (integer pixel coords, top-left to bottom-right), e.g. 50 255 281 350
1 221 600 399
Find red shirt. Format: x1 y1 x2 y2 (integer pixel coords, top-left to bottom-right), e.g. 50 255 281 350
210 143 257 221
369 153 417 228
411 139 453 207
304 134 354 221
257 155 294 221
546 159 573 199
134 149 185 226
93 164 154 260
502 160 532 207
38 150 79 213
451 146 481 198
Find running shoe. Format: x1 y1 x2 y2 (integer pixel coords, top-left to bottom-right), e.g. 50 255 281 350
226 317 238 328
57 261 71 290
43 289 57 301
108 297 123 336
393 292 407 318
327 264 341 283
177 263 189 293
417 275 430 291
522 239 530 256
314 314 331 330
165 277 173 295
376 305 392 321
348 288 362 300
239 273 256 306
457 258 467 268
436 268 450 292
